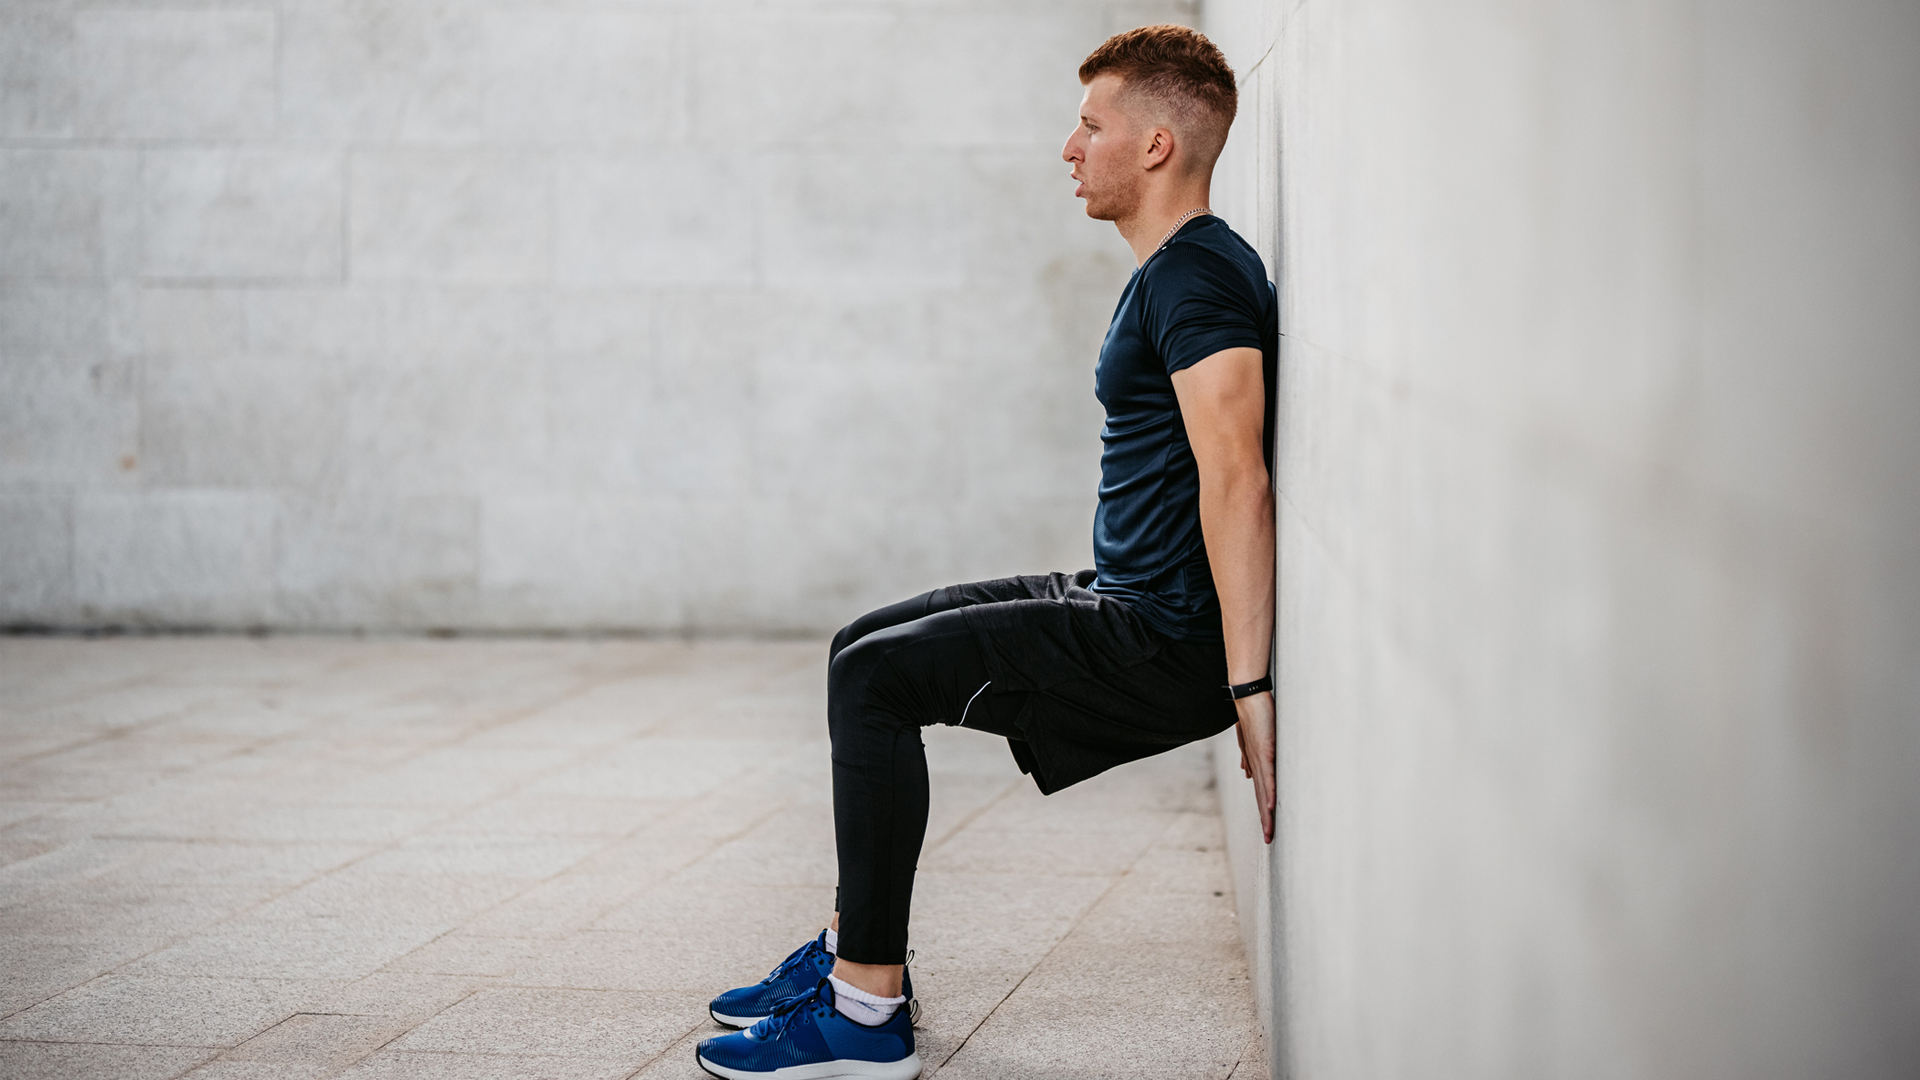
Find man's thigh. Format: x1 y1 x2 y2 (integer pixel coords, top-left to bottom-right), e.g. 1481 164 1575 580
833 570 1095 660
945 569 1096 609
954 587 1237 794
836 608 992 732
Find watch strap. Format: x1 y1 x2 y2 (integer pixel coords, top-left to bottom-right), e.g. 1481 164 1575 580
1224 674 1273 700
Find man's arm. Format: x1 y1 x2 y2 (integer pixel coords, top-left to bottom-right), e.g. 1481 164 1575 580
1170 347 1276 843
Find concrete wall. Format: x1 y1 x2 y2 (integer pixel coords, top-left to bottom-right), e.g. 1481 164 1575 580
1204 2 1920 1078
0 0 1191 632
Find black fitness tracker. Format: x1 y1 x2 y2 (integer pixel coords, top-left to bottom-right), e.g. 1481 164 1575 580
1224 674 1273 700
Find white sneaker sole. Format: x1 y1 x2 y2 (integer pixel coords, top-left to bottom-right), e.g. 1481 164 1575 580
711 998 921 1031
696 1051 923 1080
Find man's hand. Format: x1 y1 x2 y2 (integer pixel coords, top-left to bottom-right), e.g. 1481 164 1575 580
1235 691 1276 843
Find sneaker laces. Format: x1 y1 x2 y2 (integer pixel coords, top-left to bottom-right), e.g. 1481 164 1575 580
748 978 831 1041
760 936 825 986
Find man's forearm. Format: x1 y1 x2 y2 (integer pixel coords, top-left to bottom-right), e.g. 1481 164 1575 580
1199 464 1275 684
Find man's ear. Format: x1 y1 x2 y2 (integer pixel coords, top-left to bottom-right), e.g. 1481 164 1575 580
1142 126 1176 171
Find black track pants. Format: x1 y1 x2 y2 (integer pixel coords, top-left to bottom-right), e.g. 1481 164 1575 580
824 574 1237 966
826 589 1012 966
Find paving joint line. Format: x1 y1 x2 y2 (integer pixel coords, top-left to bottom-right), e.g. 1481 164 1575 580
921 776 1024 855
299 982 485 1080
0 675 646 1023
621 1018 712 1080
925 811 1188 1076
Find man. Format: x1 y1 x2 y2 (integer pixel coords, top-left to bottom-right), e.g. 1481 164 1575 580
695 24 1277 1080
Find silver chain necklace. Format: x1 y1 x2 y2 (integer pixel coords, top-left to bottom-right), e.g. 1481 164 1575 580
1150 207 1212 256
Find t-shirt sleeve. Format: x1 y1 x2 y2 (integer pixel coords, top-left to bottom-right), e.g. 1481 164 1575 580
1141 243 1268 375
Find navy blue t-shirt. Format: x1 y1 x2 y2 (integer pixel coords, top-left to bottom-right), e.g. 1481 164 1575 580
1089 215 1277 643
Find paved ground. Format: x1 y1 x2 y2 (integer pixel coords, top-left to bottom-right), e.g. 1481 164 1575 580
0 637 1262 1080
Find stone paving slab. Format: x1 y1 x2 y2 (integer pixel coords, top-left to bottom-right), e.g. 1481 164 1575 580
0 637 1261 1079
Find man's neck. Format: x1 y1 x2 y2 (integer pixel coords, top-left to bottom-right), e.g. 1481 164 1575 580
1117 184 1215 265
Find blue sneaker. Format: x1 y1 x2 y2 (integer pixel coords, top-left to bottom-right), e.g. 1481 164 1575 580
697 977 920 1080
709 932 918 1029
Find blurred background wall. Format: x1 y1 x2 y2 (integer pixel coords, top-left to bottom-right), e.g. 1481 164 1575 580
1204 1 1920 1078
0 0 1189 633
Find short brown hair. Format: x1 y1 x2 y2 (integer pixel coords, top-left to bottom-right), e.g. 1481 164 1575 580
1079 25 1238 169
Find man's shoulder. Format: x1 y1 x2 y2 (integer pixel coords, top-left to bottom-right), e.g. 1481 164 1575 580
1140 222 1270 302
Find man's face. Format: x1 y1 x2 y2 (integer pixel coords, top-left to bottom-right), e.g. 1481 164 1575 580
1063 74 1144 222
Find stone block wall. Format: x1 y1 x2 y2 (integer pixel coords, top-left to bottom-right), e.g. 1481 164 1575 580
0 0 1190 631
1204 2 1920 1078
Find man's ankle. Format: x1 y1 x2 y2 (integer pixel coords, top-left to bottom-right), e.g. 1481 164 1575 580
827 974 904 1027
830 958 904 999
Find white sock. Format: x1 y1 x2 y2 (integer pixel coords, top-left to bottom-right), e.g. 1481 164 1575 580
823 928 838 955
828 975 904 1027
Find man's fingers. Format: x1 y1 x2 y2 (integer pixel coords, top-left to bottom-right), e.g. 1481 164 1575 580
1236 700 1276 844
1244 776 1274 837
1261 775 1275 842
1263 779 1275 843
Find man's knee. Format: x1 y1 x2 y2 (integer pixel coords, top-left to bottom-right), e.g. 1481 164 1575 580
829 621 859 663
831 608 890 663
830 589 947 664
829 629 940 754
826 635 887 742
